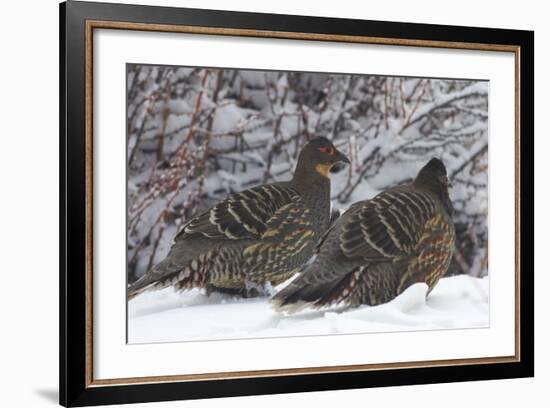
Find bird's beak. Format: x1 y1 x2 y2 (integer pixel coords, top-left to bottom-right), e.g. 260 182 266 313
329 149 350 174
334 149 350 164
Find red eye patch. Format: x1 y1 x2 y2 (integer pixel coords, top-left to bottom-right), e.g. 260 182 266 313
318 147 335 156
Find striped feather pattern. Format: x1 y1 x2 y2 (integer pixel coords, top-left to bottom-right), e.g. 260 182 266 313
339 187 437 260
182 184 299 240
245 203 314 283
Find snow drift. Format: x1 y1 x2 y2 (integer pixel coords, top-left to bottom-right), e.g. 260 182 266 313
128 274 489 344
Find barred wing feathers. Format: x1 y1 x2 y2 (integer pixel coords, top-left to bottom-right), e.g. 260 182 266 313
179 184 300 241
339 188 438 261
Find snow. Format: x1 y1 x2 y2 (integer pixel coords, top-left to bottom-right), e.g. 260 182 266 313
406 82 488 127
128 275 489 344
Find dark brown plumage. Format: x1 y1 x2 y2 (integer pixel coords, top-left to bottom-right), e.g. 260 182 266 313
272 158 455 312
128 137 350 299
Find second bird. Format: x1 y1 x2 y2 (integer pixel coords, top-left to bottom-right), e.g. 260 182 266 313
272 158 455 313
128 137 350 299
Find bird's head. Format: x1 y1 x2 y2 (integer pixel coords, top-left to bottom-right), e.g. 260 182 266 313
296 137 350 178
414 158 453 215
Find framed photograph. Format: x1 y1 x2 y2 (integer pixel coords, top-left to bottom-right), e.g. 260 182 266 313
60 1 534 406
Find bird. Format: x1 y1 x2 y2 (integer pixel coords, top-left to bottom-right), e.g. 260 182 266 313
272 158 455 313
128 137 350 300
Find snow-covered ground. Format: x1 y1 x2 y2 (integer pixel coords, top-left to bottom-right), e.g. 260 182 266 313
128 275 489 344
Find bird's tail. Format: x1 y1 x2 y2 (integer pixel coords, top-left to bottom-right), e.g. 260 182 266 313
271 262 359 313
127 272 161 300
127 256 182 300
127 253 207 300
